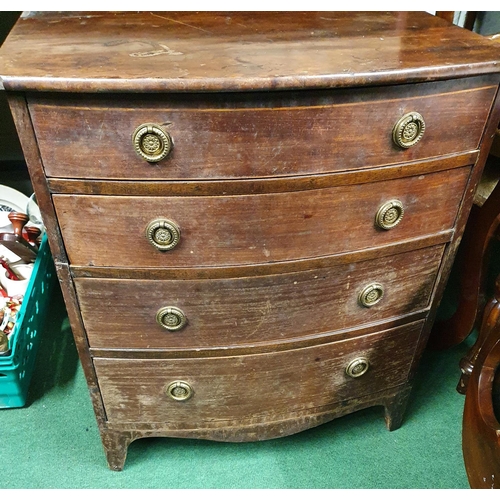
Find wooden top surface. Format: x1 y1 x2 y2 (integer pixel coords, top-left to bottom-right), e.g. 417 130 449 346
0 11 499 93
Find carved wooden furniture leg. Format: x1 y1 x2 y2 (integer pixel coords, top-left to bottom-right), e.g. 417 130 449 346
429 178 500 350
458 275 500 394
100 430 135 471
462 287 500 488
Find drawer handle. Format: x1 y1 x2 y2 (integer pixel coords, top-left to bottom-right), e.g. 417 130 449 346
359 283 384 308
146 218 181 251
346 357 370 378
156 306 188 331
132 123 173 162
166 381 193 401
375 200 404 230
392 112 425 149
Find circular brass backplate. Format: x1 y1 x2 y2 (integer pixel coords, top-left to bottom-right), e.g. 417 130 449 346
156 306 188 331
375 200 404 230
132 123 173 162
359 283 384 308
166 381 193 401
346 357 370 378
146 218 181 251
392 112 426 149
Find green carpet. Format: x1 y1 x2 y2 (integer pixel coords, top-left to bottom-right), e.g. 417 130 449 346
0 281 473 489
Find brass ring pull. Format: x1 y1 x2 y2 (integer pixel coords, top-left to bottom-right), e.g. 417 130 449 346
132 123 173 162
146 218 180 251
346 357 370 378
392 112 425 149
166 381 193 401
359 283 384 308
156 306 188 331
375 200 404 230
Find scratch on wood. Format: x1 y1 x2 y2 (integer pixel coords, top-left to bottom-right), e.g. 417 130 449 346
247 300 272 338
150 12 213 34
130 44 183 58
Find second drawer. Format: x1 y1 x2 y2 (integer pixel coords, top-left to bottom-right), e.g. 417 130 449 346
54 166 469 268
76 245 444 349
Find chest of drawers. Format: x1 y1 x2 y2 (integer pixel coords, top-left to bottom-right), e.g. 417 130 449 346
1 11 499 470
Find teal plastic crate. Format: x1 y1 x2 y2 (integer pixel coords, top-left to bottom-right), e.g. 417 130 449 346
0 234 56 408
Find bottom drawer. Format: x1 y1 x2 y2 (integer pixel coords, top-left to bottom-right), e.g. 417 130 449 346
94 320 423 428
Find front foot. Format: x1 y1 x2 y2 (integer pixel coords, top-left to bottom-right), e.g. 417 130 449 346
101 430 134 471
383 384 412 431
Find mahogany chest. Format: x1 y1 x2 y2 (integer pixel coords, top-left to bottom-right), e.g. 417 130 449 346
0 11 499 470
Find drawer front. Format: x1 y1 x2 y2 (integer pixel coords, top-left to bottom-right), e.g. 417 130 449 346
77 245 443 349
30 81 495 180
93 321 423 426
54 166 469 268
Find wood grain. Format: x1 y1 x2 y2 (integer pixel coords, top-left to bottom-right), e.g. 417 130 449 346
93 320 423 427
45 151 480 196
6 94 67 262
423 87 500 358
75 245 443 349
28 80 495 180
0 12 499 92
70 231 453 281
88 312 429 360
99 382 412 468
52 166 470 268
462 315 500 488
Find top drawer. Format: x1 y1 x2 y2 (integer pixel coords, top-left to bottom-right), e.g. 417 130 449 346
28 78 496 181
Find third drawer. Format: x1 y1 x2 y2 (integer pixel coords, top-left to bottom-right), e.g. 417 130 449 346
76 244 444 349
